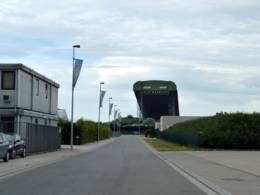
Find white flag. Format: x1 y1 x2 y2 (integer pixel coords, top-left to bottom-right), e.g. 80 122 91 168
99 90 106 107
109 103 113 115
73 59 83 88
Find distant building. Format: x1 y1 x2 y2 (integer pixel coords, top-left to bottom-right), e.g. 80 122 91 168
57 109 68 121
0 63 59 136
133 80 179 120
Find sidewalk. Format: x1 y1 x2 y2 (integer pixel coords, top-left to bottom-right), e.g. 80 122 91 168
159 151 260 195
0 138 117 180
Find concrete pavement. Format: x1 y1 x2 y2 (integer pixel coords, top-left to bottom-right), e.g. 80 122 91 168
159 151 260 195
0 135 205 195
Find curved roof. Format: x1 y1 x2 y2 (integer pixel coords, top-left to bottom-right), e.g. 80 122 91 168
133 80 177 91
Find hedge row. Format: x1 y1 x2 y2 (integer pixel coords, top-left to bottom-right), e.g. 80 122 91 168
160 113 260 149
59 118 110 145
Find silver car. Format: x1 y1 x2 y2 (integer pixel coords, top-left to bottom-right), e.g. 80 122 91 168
0 133 12 162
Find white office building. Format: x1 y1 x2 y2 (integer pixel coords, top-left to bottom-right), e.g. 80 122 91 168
0 63 59 137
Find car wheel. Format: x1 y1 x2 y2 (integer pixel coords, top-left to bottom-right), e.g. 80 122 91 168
3 152 9 162
21 148 26 158
10 150 16 159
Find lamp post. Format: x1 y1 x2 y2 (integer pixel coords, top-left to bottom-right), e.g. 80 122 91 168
98 82 105 142
118 112 121 136
70 44 80 150
117 108 120 136
113 105 117 136
108 97 112 137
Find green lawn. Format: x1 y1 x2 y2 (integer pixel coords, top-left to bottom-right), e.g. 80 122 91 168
143 137 197 151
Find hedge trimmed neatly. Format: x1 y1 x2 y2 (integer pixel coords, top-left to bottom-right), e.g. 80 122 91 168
59 118 110 145
160 113 260 149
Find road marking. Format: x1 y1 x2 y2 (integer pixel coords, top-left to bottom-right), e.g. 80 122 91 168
140 137 232 195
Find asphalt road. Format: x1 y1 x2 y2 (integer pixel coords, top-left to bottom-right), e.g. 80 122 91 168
0 135 205 195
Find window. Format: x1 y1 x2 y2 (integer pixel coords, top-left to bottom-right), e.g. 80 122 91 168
2 71 15 89
36 79 39 96
44 119 47 125
45 83 48 98
35 119 38 124
1 117 14 133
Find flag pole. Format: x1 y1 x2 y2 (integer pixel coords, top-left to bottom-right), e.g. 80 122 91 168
98 82 104 142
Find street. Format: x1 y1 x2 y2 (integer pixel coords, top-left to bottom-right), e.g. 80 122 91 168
0 135 205 195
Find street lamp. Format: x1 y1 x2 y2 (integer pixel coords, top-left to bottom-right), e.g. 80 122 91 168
71 44 80 150
97 82 105 142
117 109 120 136
113 105 117 136
108 97 112 137
118 111 121 136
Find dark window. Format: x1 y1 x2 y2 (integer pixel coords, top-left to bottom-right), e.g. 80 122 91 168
35 119 38 124
45 83 48 98
2 71 15 90
1 117 14 133
44 120 47 125
36 79 39 96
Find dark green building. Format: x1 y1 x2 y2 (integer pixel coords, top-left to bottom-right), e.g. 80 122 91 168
133 80 179 120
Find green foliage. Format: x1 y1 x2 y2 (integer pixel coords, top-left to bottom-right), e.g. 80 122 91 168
142 118 156 127
58 119 71 145
161 113 260 149
144 129 158 138
58 118 110 145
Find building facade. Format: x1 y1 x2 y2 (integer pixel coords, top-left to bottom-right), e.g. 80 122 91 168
133 80 179 120
0 63 59 138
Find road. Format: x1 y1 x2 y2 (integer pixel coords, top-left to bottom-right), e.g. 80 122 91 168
0 135 205 195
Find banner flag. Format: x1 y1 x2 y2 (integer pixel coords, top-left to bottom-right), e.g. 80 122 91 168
114 110 118 119
99 90 106 107
109 103 113 115
73 59 83 88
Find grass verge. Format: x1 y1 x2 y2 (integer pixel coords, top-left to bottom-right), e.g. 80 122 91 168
143 137 198 151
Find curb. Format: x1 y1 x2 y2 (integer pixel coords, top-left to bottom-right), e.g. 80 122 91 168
140 137 232 195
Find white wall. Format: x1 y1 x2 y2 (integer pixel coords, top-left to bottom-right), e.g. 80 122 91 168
18 70 32 109
159 116 203 131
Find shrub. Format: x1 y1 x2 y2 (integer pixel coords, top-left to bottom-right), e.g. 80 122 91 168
59 118 110 145
160 113 260 149
144 129 158 138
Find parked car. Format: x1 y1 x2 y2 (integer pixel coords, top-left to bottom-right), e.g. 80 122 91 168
7 134 26 159
0 133 12 162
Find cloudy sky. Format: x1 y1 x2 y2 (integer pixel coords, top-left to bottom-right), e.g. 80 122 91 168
1 0 260 121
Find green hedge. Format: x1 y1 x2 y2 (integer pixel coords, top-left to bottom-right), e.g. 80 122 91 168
144 129 158 138
160 113 260 149
59 118 110 145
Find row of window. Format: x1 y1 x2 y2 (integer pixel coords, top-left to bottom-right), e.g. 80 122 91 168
35 118 51 125
1 71 49 98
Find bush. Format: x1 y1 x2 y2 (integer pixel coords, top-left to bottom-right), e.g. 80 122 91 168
59 118 110 145
144 129 158 138
160 113 260 149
